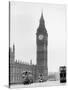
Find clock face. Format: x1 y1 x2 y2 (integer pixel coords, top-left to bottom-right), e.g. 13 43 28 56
38 34 44 40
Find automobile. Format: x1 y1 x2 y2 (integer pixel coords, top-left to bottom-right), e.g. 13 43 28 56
22 71 33 85
38 74 44 82
38 79 43 82
23 77 30 85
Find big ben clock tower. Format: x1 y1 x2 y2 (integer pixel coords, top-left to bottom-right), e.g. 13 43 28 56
36 12 48 81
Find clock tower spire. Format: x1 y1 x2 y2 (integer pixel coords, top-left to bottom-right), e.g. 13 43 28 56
40 11 45 26
37 12 47 34
36 12 48 81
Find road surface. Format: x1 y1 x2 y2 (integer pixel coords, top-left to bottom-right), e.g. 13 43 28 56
10 80 66 88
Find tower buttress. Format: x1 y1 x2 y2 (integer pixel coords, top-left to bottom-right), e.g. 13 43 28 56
13 44 15 59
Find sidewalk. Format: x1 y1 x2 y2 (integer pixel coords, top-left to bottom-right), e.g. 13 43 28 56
10 81 66 88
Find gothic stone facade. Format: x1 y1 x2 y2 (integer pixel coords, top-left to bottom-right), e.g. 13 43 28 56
36 12 48 81
9 12 48 84
9 45 36 84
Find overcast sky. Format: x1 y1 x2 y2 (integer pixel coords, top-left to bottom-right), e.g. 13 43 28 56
10 2 66 72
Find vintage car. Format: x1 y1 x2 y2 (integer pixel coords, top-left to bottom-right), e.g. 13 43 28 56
22 71 33 84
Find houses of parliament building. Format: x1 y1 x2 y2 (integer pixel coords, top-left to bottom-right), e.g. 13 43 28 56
9 12 48 84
